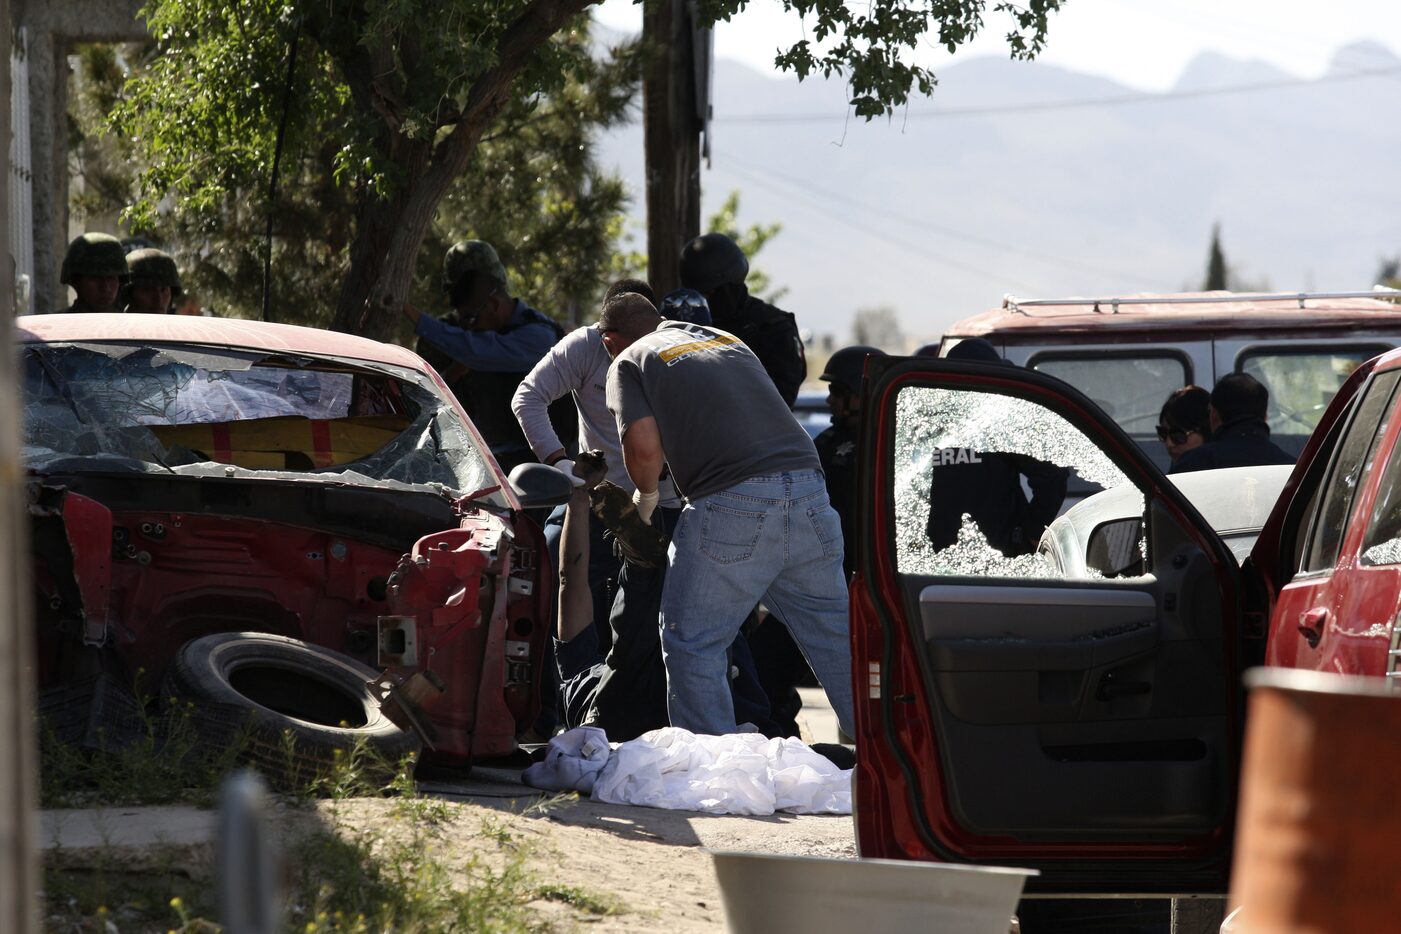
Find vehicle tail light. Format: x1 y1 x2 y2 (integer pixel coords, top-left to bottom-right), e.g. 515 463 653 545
1388 615 1401 689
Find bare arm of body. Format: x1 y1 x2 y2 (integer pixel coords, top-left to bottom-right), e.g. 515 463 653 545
556 485 594 642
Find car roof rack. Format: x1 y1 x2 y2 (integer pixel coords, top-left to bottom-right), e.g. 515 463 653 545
1001 286 1401 315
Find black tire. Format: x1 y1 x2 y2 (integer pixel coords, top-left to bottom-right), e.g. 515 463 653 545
165 632 420 788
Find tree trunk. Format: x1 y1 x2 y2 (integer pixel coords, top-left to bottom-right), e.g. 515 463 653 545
320 0 595 339
329 133 473 341
643 0 703 297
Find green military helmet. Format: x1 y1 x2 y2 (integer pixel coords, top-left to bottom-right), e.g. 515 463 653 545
59 233 129 285
442 240 508 295
125 248 184 297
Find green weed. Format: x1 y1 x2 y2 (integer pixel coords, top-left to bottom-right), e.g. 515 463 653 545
520 792 578 818
39 680 252 809
43 860 217 932
41 685 617 931
534 882 622 916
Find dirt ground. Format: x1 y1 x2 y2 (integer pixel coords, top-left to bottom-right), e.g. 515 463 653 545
418 765 858 931
40 761 856 932
41 694 856 930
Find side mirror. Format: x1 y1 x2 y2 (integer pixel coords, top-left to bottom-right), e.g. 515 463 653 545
1086 517 1146 577
507 462 573 510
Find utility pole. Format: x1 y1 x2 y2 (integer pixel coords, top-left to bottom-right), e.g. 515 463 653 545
642 0 711 296
0 1 40 930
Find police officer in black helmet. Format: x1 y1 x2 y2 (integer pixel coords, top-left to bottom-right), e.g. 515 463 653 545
750 344 884 739
815 345 885 575
925 338 1069 556
678 233 806 408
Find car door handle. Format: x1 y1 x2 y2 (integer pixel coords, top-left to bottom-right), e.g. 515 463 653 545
1095 671 1152 701
1298 607 1329 649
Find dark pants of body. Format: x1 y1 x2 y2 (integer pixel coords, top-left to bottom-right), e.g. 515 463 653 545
555 507 778 740
746 616 814 738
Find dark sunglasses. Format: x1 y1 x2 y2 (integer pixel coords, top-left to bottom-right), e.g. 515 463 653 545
1155 424 1195 445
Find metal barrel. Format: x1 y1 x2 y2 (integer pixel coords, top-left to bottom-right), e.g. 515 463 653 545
1226 668 1401 932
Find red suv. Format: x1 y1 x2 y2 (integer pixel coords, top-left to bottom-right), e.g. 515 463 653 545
850 345 1401 898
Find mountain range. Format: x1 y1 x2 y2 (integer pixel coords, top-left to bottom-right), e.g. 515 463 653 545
594 38 1401 345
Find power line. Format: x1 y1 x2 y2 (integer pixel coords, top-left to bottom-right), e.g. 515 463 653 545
717 148 1158 287
713 160 1047 293
715 63 1401 125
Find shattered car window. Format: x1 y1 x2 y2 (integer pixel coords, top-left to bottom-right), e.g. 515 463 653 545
22 342 499 502
894 385 1130 578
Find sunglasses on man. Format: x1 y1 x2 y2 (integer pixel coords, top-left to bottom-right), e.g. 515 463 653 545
1155 425 1197 445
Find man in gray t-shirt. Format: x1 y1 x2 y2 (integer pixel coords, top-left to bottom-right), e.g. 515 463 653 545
601 293 854 737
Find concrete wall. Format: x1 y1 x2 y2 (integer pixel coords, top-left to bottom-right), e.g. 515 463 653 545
13 0 146 314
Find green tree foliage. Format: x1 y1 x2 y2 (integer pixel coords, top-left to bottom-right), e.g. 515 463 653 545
82 28 636 328
1376 257 1401 291
752 0 1063 117
1195 222 1268 292
605 190 785 309
1204 223 1227 291
112 0 1062 338
705 190 786 303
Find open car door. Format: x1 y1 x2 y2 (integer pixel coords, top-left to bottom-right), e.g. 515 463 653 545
851 358 1247 895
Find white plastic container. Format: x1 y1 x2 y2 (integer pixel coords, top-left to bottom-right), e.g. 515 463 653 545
710 851 1035 934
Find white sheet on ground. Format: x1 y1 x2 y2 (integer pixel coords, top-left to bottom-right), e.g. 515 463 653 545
521 725 611 794
523 726 852 816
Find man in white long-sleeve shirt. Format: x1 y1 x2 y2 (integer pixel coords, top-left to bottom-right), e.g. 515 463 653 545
512 279 663 640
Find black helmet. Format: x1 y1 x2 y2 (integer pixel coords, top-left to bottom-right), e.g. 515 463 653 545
678 233 749 293
821 345 886 394
659 288 712 325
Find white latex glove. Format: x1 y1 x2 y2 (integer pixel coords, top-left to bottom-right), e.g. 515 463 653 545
553 458 586 488
633 487 659 525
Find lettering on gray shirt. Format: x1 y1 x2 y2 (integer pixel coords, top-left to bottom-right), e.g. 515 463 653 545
607 323 819 501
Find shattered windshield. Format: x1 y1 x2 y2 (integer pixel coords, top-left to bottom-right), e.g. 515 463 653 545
22 341 500 503
894 384 1130 578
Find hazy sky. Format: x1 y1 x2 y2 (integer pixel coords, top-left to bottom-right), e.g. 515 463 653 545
594 0 1401 92
590 1 1401 342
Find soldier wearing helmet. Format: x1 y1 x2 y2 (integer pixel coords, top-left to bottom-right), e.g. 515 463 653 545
403 239 565 472
678 233 806 408
59 233 128 314
124 248 184 314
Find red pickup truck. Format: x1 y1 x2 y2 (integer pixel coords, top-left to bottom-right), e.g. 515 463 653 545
849 340 1401 902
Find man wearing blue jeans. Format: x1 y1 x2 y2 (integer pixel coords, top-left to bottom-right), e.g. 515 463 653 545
600 293 855 737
